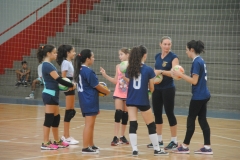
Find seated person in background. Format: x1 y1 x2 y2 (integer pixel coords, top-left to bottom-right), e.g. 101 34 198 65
25 62 43 99
15 61 30 87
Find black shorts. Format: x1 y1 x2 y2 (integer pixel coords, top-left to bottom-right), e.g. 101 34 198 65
113 96 126 101
64 89 75 96
42 93 59 105
127 105 150 112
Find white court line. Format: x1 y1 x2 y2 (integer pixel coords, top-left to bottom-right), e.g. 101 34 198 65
0 117 44 122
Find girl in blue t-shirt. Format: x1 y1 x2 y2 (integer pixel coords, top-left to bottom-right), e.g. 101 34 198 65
73 49 110 154
124 45 168 156
172 40 212 155
37 45 77 150
56 45 79 145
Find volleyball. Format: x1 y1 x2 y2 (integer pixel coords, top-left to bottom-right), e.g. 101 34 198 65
171 65 185 80
154 74 163 84
58 77 71 91
119 61 128 73
99 82 109 97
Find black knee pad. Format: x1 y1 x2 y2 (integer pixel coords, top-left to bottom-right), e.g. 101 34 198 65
147 122 156 134
52 114 60 127
114 109 123 123
64 109 76 122
129 121 138 134
121 111 128 125
43 113 54 128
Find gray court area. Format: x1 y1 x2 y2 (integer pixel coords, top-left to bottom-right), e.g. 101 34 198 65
0 0 239 112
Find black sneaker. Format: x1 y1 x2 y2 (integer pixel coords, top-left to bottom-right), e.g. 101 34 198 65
82 147 99 154
147 141 164 148
91 145 100 150
132 150 138 156
154 149 169 156
119 136 129 144
111 136 119 146
165 141 178 150
15 81 22 87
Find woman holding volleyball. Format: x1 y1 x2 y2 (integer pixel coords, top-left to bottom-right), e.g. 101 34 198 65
38 45 76 150
56 44 79 145
74 49 110 154
100 48 130 146
172 40 212 155
147 36 179 150
124 45 168 156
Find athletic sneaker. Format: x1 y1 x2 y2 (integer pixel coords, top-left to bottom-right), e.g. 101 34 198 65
165 141 178 150
194 147 213 155
15 81 22 87
61 136 79 145
147 141 164 148
132 150 138 156
25 93 34 99
53 139 69 148
82 147 99 154
173 144 190 154
23 81 28 87
91 145 100 150
154 149 169 156
41 141 58 150
111 136 119 146
119 136 129 144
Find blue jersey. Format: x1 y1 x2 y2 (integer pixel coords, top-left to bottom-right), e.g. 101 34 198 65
191 56 210 100
154 52 178 90
42 62 59 97
126 64 155 106
77 66 99 113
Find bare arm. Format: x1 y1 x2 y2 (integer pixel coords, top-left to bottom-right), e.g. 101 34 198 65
154 58 179 77
95 84 110 96
172 70 199 85
100 65 118 84
61 70 67 78
149 78 154 93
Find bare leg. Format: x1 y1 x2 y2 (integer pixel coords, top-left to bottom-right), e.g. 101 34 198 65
64 95 75 138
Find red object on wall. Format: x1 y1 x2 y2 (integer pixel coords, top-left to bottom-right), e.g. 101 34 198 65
0 0 100 74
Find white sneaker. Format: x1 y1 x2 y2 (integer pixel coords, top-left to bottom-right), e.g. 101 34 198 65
25 93 34 99
61 136 79 145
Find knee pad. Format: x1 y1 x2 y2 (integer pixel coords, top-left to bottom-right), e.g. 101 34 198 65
114 109 123 123
52 114 60 127
64 109 76 122
147 122 156 134
121 111 128 125
129 121 138 134
43 113 54 128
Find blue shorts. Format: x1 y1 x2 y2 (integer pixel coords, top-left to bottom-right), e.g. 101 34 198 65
42 93 59 105
127 105 150 112
82 112 98 117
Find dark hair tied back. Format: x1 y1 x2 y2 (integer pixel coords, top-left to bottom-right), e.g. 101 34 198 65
187 40 205 54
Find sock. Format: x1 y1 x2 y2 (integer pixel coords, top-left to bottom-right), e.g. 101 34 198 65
149 133 160 151
158 135 162 142
171 137 177 144
182 144 188 149
204 145 210 149
129 134 138 151
31 91 35 94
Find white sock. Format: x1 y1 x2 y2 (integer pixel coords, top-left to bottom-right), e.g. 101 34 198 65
129 134 138 151
182 144 188 149
149 133 160 151
158 135 162 142
204 145 210 149
171 137 177 144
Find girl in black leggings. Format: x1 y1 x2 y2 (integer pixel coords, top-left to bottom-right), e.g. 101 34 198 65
172 40 212 155
147 36 179 150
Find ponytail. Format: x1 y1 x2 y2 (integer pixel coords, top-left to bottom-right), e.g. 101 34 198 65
56 45 73 66
37 45 55 63
187 40 205 54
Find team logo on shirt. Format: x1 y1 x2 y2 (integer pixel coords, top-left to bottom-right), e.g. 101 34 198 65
162 61 168 67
